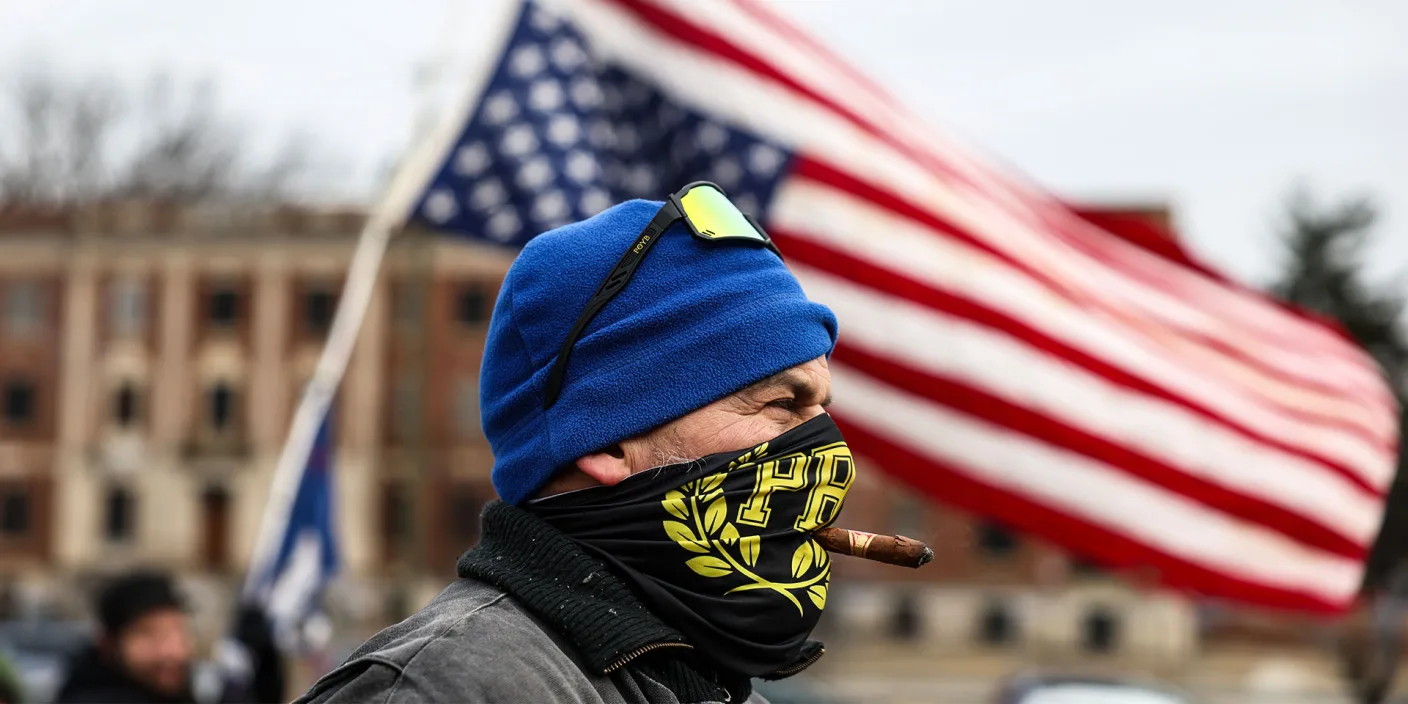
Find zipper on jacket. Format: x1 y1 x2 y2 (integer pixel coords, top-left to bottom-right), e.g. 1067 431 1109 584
767 646 826 678
603 641 695 674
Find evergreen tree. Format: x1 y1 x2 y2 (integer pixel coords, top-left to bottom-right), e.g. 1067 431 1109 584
1268 190 1407 704
1267 190 1406 588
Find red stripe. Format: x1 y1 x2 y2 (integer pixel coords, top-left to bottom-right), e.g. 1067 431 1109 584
831 409 1348 615
625 0 1380 374
770 228 1386 500
604 0 975 192
787 157 1397 448
831 343 1368 559
726 0 906 114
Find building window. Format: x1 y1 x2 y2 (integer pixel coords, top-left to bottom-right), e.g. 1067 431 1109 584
304 287 336 335
114 383 140 428
978 600 1016 646
455 376 480 438
208 383 235 432
2 378 35 427
0 489 29 536
455 284 490 327
1081 605 1120 654
207 287 240 327
391 377 421 443
889 593 922 641
448 486 487 545
976 520 1018 559
104 486 135 542
110 278 147 336
3 281 42 337
1071 556 1105 577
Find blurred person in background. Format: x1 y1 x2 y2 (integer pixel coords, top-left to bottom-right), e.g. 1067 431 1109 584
53 572 281 704
298 191 847 703
55 572 197 703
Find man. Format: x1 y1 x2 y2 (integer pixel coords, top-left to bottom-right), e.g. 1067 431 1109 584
56 573 284 704
299 186 849 704
56 572 199 703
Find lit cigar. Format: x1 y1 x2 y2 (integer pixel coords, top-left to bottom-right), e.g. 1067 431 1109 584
813 527 934 569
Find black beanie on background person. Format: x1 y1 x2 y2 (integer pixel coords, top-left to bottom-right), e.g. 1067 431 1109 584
96 571 186 636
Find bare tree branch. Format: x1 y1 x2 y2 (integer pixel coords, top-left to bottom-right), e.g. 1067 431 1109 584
0 62 312 210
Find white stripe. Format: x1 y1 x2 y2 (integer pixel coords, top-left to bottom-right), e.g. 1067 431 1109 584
652 0 1391 391
830 364 1364 604
266 531 326 629
797 265 1384 546
565 0 1390 403
771 180 1396 489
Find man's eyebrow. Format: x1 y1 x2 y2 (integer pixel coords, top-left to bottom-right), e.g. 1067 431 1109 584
742 369 832 407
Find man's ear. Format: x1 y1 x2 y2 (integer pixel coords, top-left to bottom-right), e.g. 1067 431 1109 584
575 444 633 487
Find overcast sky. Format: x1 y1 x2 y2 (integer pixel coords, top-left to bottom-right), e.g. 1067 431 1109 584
3 0 1404 287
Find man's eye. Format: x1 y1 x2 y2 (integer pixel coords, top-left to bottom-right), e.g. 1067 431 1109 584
766 398 798 411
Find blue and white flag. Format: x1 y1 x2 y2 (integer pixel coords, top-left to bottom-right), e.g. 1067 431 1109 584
249 410 339 644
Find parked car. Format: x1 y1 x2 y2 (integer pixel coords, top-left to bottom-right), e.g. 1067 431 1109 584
997 672 1191 704
0 621 91 704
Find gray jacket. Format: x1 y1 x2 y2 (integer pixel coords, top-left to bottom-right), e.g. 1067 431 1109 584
295 503 799 704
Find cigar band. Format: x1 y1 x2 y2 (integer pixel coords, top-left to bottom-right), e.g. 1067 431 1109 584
848 530 878 558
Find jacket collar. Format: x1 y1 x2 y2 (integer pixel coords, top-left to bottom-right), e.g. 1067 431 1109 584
459 501 801 701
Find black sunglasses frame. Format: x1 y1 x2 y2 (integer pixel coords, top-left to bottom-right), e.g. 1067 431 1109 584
541 182 779 409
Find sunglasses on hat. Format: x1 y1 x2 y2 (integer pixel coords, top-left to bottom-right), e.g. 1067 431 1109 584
542 181 780 409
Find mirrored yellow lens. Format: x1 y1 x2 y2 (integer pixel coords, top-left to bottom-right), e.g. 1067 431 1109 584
679 185 766 243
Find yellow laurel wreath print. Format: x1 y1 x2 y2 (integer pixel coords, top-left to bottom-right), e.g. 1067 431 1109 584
661 468 830 616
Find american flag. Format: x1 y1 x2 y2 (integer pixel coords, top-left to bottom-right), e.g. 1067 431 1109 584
404 0 1398 613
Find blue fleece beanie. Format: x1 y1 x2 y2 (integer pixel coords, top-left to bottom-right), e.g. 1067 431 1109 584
481 199 839 505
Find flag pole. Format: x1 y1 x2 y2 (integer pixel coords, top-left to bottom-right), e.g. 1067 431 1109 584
241 0 527 599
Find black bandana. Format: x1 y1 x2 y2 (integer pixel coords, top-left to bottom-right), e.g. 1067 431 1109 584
528 414 855 677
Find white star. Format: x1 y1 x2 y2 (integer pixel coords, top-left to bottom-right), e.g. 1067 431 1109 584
470 178 507 211
565 151 598 184
516 157 554 190
570 78 603 110
486 209 522 242
580 187 612 215
696 123 729 153
422 189 458 223
483 91 518 125
500 124 538 157
529 79 565 112
546 114 580 147
509 45 546 78
624 164 656 195
529 8 561 32
532 190 570 223
748 144 785 175
712 156 742 189
550 38 587 71
615 125 640 153
453 142 491 176
587 120 615 149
